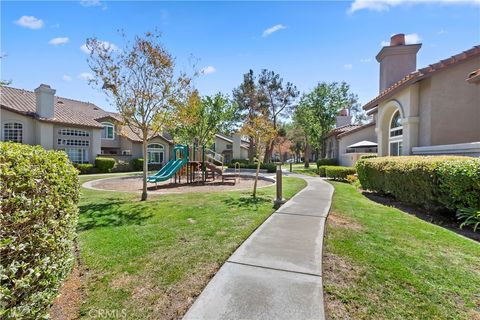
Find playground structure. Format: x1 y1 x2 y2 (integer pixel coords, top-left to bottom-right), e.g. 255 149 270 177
146 144 240 186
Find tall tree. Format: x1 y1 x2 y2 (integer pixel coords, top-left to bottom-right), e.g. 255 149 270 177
258 69 299 163
0 54 12 86
86 31 191 201
174 91 239 147
232 70 267 162
297 82 358 160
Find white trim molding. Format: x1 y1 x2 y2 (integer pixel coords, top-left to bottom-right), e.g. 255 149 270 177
412 142 480 156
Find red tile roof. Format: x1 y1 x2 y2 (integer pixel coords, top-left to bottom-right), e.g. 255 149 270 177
337 121 375 138
325 124 363 138
363 45 480 111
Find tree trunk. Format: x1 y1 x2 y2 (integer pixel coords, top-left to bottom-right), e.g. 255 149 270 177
141 139 148 201
304 136 310 168
248 138 255 164
253 158 261 198
263 140 274 163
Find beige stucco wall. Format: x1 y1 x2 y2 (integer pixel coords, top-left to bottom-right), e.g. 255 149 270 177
376 57 480 156
130 136 171 162
0 109 36 145
338 125 377 166
429 58 480 145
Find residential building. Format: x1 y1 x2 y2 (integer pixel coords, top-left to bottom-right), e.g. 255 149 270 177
363 34 480 157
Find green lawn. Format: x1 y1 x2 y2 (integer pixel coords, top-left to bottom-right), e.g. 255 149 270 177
289 162 319 177
76 174 306 319
323 181 480 320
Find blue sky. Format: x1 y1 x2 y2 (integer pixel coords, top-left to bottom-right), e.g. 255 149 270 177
2 0 479 112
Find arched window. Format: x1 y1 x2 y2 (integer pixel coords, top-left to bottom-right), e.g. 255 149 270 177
101 122 115 140
3 122 23 143
389 110 403 156
147 143 165 164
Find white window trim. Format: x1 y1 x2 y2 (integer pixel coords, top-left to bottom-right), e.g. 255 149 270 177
147 143 165 164
2 121 24 143
101 122 115 140
388 110 403 156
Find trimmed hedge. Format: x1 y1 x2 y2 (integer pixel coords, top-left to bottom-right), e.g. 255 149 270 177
95 157 116 173
74 163 98 174
359 154 377 160
231 158 250 165
318 165 328 177
227 162 276 173
356 156 480 212
0 142 80 319
131 158 144 171
316 158 337 170
324 165 356 180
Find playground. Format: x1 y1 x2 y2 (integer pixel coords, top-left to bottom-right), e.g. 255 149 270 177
85 144 275 194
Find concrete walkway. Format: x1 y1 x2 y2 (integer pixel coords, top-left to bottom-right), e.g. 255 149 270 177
183 174 334 320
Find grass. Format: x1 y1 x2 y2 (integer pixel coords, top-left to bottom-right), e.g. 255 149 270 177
323 181 480 320
289 162 320 177
76 174 306 319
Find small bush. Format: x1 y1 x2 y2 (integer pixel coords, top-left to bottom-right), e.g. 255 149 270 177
356 156 480 213
74 163 99 174
0 142 80 318
318 165 328 177
324 166 356 180
231 158 250 165
95 157 116 173
359 154 377 160
457 208 480 232
316 158 337 170
131 158 144 171
226 162 276 173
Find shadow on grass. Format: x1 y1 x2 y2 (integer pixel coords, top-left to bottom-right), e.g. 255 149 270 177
78 200 154 231
223 195 272 211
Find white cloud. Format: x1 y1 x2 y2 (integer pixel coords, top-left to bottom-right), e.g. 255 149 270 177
78 72 93 81
344 64 353 70
49 37 69 45
14 16 44 29
62 75 72 82
380 33 422 46
262 24 287 37
79 0 107 9
360 58 372 63
201 66 216 75
348 0 480 14
80 41 118 54
437 29 445 35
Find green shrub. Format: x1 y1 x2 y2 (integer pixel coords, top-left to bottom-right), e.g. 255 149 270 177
324 166 356 180
356 156 480 212
226 162 276 173
0 142 79 319
456 208 480 232
231 158 250 165
74 163 99 174
359 154 377 160
316 158 337 170
131 158 144 171
318 165 328 177
95 157 116 173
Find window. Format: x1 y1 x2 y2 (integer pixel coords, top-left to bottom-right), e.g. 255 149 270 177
3 122 23 143
147 143 164 164
57 139 89 147
101 122 115 140
58 128 89 137
389 110 403 156
226 144 233 150
65 148 88 164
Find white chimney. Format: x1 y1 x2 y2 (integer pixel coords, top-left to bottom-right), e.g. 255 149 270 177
34 84 56 119
376 34 421 92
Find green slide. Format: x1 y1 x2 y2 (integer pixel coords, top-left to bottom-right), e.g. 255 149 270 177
147 145 188 183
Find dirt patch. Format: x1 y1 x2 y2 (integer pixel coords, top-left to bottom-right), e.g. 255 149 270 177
50 265 83 320
323 252 367 319
362 191 480 242
327 212 363 232
129 263 219 319
90 175 273 194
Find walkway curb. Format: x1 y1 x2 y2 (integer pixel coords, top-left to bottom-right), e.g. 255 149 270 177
183 174 334 320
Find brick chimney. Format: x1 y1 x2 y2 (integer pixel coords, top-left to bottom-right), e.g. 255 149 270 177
335 108 352 128
35 84 56 119
376 34 422 92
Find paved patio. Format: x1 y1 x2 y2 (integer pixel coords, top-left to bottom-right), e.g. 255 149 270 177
183 174 334 320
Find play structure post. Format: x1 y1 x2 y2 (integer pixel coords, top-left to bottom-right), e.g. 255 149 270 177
202 145 206 182
274 162 285 206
